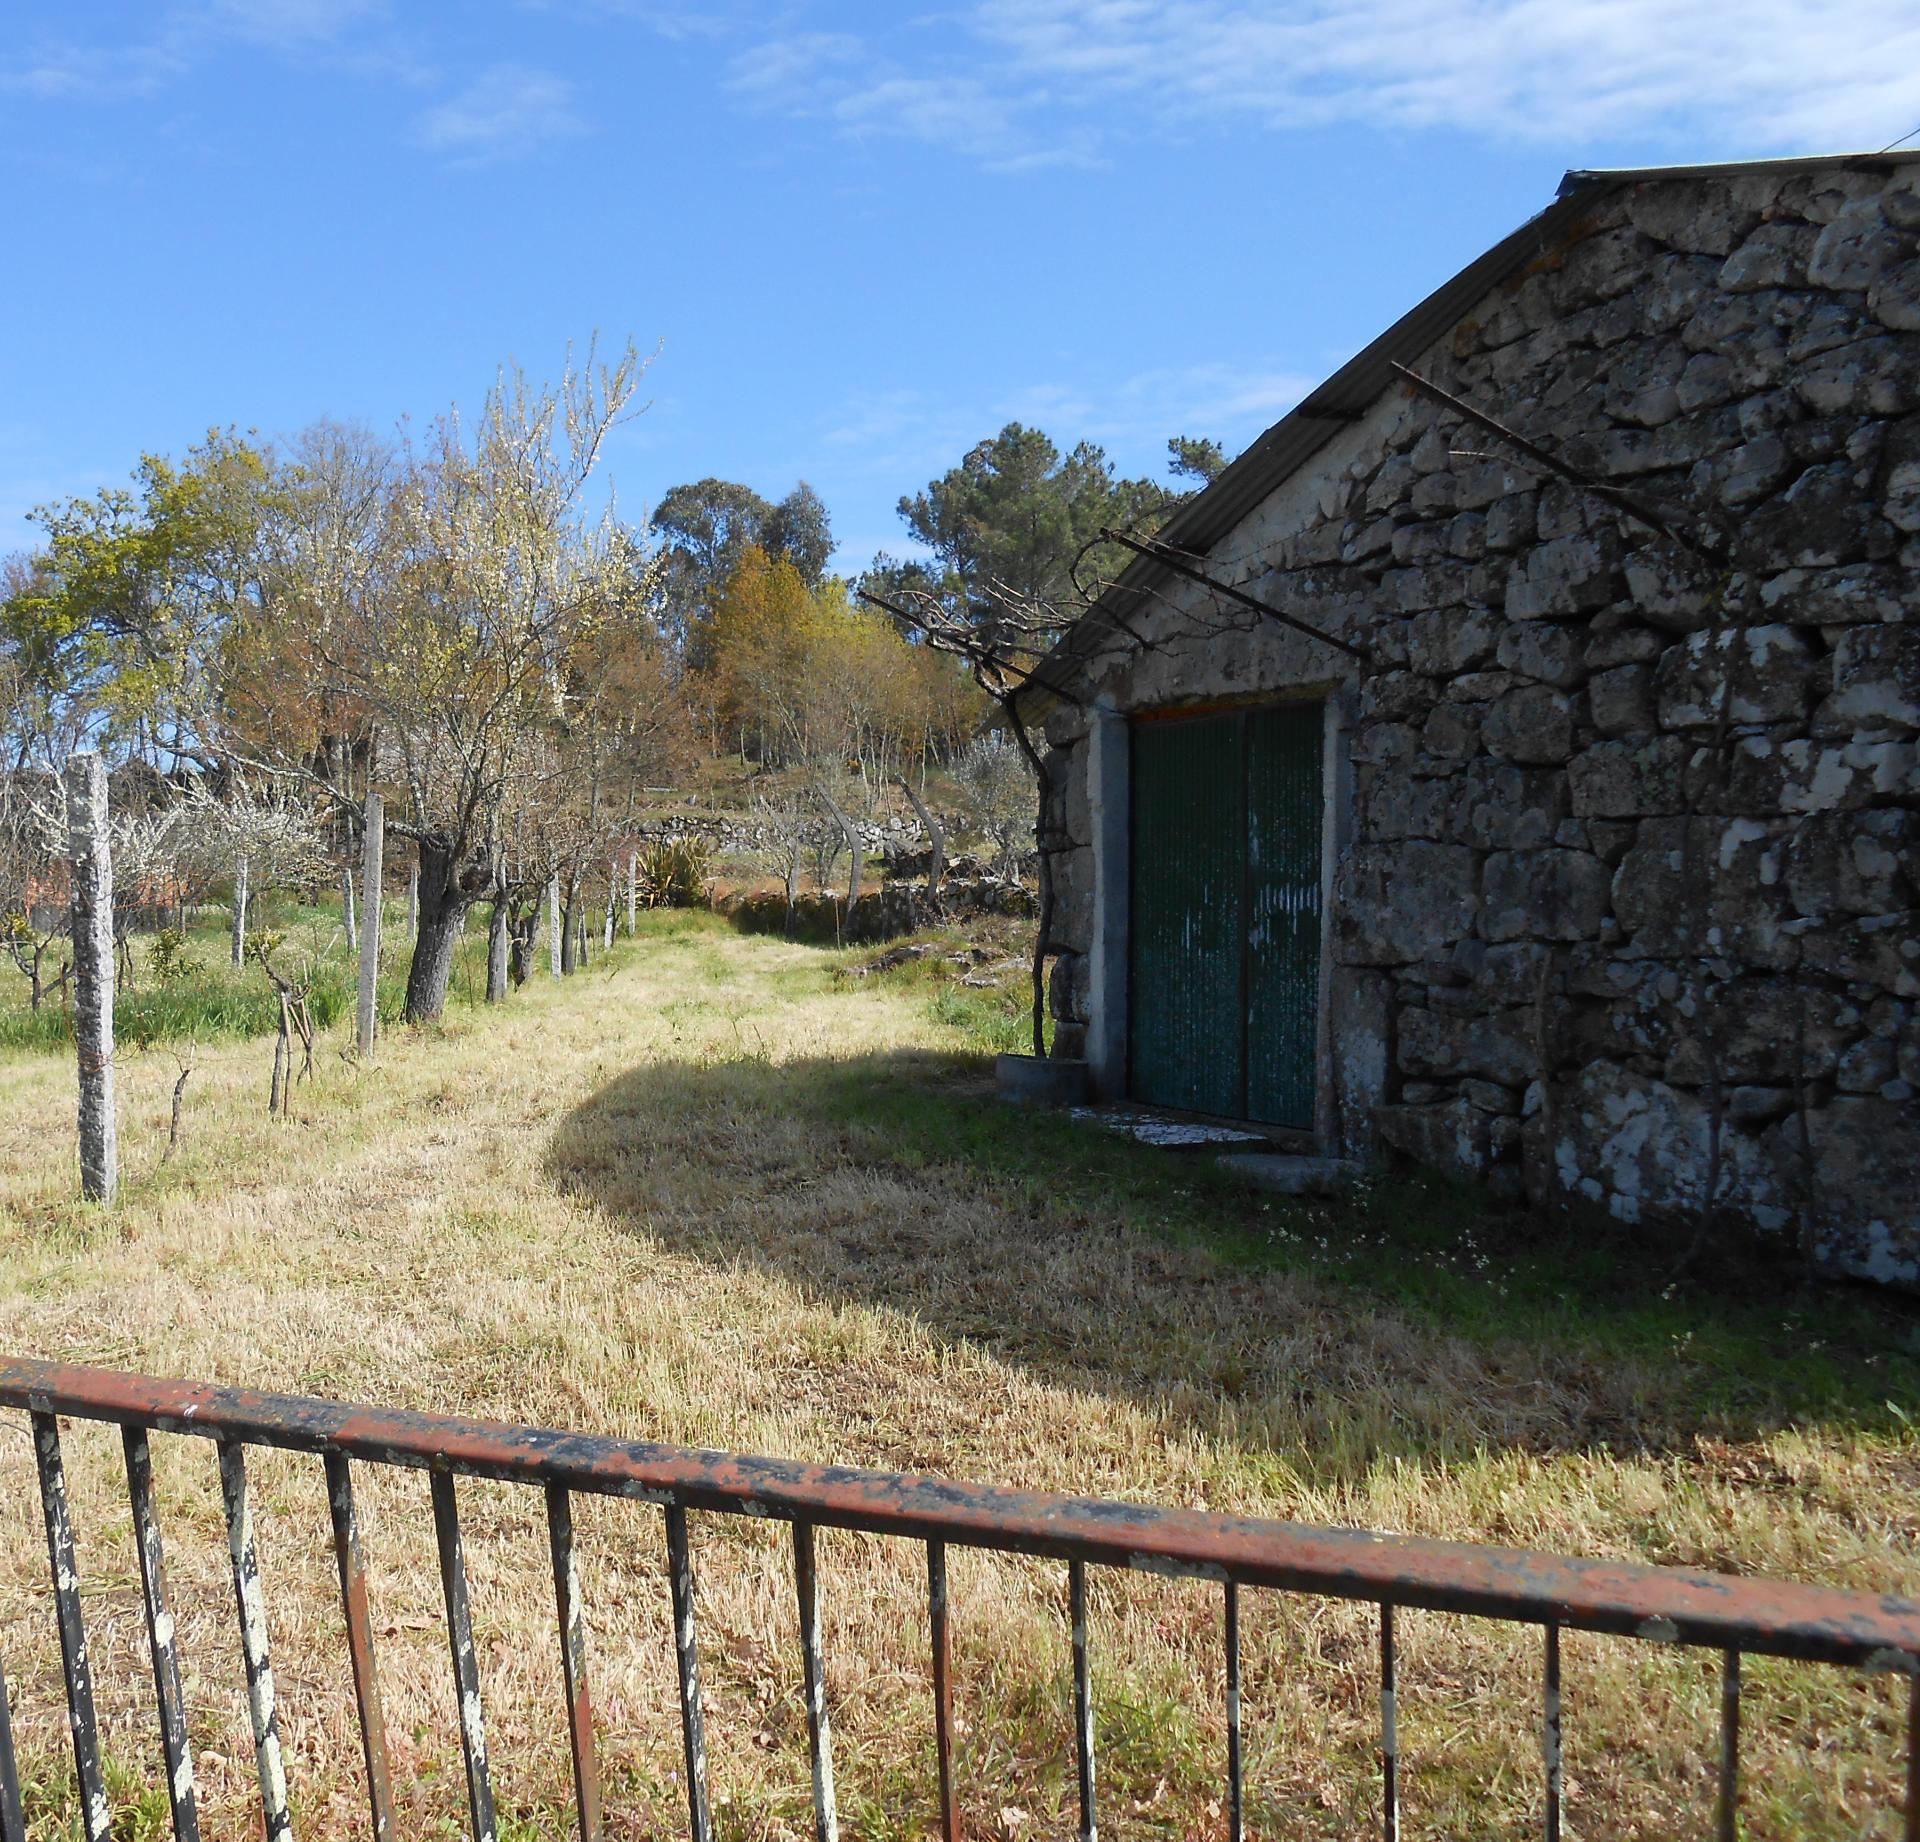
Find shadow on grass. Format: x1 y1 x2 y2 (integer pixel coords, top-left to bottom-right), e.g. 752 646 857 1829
548 1045 1920 1475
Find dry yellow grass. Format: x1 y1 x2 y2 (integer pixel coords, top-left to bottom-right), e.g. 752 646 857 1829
0 912 1913 1840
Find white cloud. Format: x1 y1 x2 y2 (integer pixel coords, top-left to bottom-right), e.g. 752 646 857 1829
727 31 1099 171
0 42 187 101
728 0 1920 171
818 361 1311 495
516 0 741 35
727 32 863 98
996 362 1318 453
975 0 1920 148
416 65 587 160
1 2 423 102
204 0 386 48
832 74 1100 171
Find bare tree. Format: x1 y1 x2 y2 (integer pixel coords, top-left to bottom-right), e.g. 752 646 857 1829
0 766 67 1010
950 735 1032 877
897 775 945 893
751 784 817 933
224 343 655 1022
252 927 334 1117
858 581 1066 1056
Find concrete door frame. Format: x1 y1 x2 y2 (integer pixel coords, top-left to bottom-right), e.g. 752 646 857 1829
1084 690 1351 1147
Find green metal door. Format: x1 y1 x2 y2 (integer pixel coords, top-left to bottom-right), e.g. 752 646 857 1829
1129 701 1323 1127
1244 701 1325 1126
1128 714 1242 1117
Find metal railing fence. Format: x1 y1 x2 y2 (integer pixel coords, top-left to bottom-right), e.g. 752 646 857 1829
0 1356 1914 1841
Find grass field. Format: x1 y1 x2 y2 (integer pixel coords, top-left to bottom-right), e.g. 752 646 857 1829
0 896 506 1055
0 909 1914 1839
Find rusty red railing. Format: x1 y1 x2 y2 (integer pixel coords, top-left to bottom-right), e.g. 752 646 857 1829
0 1356 1914 1841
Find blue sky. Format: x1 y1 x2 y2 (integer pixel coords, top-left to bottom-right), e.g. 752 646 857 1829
4 1 1918 573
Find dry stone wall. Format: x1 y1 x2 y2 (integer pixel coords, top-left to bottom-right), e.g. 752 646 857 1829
1041 161 1920 1285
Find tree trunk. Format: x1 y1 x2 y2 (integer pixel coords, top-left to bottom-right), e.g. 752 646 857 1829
509 904 537 987
269 995 289 1115
603 862 616 951
356 790 383 1056
999 698 1052 1060
486 894 510 1003
899 775 945 893
341 857 358 952
402 840 472 1024
819 788 863 910
406 860 419 940
162 1064 190 1163
547 874 562 977
626 850 637 936
1031 843 1055 1059
65 753 117 1203
231 855 250 967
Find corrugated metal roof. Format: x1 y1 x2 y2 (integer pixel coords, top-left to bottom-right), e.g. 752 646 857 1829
1558 147 1920 196
1013 148 1917 717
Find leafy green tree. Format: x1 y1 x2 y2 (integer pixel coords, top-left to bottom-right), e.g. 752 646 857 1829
763 481 833 585
3 431 277 766
1168 435 1229 485
653 478 773 645
882 423 1210 629
653 477 834 665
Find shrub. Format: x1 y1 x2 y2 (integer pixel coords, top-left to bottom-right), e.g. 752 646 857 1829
637 838 713 909
147 928 194 986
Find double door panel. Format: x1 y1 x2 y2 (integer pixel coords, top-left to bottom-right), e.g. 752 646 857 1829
1129 701 1323 1129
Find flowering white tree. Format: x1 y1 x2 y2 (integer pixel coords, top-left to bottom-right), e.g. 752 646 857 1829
224 342 656 1022
950 734 1035 876
0 766 65 1008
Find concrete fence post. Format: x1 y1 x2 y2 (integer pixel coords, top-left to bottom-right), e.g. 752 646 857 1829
231 855 249 967
65 753 117 1204
548 874 562 977
357 790 383 1057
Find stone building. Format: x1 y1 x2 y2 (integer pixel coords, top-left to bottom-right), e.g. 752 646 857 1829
1017 152 1920 1287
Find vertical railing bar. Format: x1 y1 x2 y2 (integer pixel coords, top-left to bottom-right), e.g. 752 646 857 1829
0 1649 23 1842
1905 1670 1917 1842
1718 1648 1740 1842
665 1503 713 1842
324 1453 396 1842
1224 1580 1243 1842
927 1540 957 1842
545 1484 603 1842
124 1427 200 1842
430 1471 498 1842
1380 1601 1398 1842
218 1441 292 1842
792 1521 839 1842
1070 1559 1096 1842
1542 1622 1561 1842
32 1411 109 1842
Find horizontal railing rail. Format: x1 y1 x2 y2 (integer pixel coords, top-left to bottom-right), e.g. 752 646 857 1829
0 1355 1914 1842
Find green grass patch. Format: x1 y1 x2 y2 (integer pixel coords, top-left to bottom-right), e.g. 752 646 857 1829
711 1037 1920 1446
0 899 723 1056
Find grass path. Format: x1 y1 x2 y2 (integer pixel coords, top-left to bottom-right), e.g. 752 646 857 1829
0 912 1914 1839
